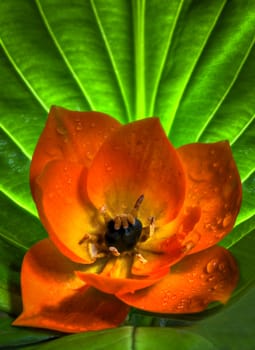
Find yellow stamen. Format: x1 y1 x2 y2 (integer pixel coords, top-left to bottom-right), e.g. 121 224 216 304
136 253 147 264
109 246 121 256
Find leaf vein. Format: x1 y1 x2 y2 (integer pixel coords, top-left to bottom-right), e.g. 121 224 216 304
34 0 96 110
132 0 145 118
90 0 132 122
166 0 227 134
196 35 255 141
0 230 28 251
0 124 32 161
230 113 255 146
0 188 37 218
149 0 185 117
0 39 48 112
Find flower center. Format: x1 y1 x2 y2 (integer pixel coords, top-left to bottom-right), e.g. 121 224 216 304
99 194 147 257
105 218 143 253
80 194 153 262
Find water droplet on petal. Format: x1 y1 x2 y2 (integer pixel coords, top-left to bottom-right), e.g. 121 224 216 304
213 186 219 193
207 275 216 282
56 126 66 135
183 240 195 252
176 298 191 311
76 122 83 131
45 146 61 157
90 122 96 128
213 281 224 291
218 262 227 272
200 273 207 281
215 231 225 239
206 258 218 274
86 151 93 160
67 177 72 184
222 213 232 228
216 217 222 225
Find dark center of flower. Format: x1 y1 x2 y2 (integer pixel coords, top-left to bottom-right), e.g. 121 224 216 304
105 218 143 253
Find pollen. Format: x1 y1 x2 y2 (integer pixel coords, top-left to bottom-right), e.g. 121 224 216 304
79 195 152 260
104 195 144 254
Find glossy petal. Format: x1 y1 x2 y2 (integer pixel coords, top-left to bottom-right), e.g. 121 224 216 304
118 245 239 313
13 239 129 333
30 106 121 198
77 254 168 295
137 206 201 255
132 227 190 276
34 160 104 263
87 118 185 225
177 141 242 254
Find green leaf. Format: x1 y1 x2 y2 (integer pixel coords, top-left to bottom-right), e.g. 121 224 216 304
193 284 255 350
21 328 133 350
18 327 216 350
0 313 60 349
0 0 255 349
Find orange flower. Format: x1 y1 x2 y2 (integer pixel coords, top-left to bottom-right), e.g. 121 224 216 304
13 106 242 333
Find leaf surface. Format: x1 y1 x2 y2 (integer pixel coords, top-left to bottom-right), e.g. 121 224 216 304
0 0 255 348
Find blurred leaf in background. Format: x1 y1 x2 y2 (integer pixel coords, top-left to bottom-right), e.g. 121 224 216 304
0 0 255 349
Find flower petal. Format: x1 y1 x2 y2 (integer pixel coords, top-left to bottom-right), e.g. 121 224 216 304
87 118 185 225
34 160 104 263
130 207 201 277
30 106 121 198
132 228 189 277
177 141 242 253
13 239 129 333
77 254 169 295
137 206 201 254
118 245 239 313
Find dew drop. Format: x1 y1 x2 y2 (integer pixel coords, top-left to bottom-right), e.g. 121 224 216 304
86 151 93 160
218 262 227 272
90 122 96 128
188 276 194 283
216 217 223 225
75 122 83 131
56 126 66 135
206 258 219 274
200 273 207 280
45 147 61 157
183 240 195 252
215 231 225 239
213 162 219 168
213 281 224 291
207 275 216 282
104 162 112 172
213 186 219 193
222 213 232 228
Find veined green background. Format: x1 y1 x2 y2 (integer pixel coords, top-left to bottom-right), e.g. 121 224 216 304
0 0 255 349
